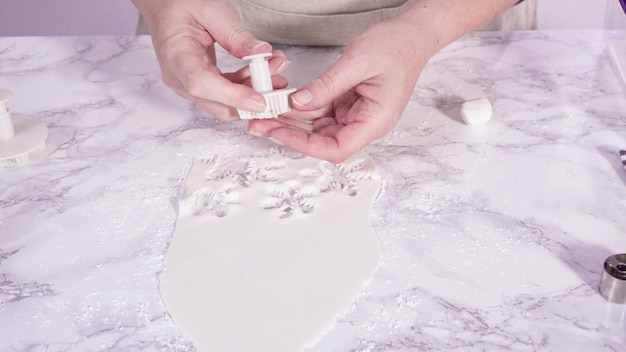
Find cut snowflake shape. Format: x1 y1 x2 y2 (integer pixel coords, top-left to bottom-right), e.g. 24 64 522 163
199 155 251 187
188 149 374 219
266 147 305 160
317 158 374 196
298 167 323 178
240 147 304 184
188 184 239 218
243 158 285 183
262 181 320 218
199 155 234 181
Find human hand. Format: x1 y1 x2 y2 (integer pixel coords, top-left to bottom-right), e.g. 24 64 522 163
132 0 290 121
247 18 431 163
246 0 520 163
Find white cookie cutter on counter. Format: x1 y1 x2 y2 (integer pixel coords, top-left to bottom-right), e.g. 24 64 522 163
0 88 48 167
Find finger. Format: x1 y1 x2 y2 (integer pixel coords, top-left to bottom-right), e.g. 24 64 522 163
271 75 289 90
191 98 239 122
272 50 287 59
267 127 354 164
265 106 385 163
184 74 288 122
225 55 290 85
277 115 314 131
169 43 267 112
206 44 217 66
173 86 240 122
249 113 373 163
248 113 322 137
197 75 288 121
247 116 311 137
290 49 371 111
281 104 334 121
311 117 340 134
189 75 289 122
201 1 272 58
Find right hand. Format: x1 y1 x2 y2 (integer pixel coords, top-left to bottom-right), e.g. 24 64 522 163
132 0 290 121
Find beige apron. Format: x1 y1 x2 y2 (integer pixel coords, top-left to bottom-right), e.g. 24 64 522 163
226 0 537 46
137 1 537 46
226 0 409 46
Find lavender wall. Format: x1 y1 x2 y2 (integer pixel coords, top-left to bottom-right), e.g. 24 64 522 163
538 0 609 30
0 0 138 36
0 0 613 37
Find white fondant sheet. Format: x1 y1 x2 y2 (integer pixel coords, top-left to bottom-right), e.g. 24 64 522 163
2 32 626 352
160 150 382 352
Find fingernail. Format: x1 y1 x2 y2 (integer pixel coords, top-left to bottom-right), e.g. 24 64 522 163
247 128 264 137
291 89 313 107
276 60 290 74
248 39 269 51
267 137 284 146
244 96 266 112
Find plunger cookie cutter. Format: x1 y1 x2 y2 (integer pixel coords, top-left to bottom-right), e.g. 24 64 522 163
237 53 296 120
0 88 48 167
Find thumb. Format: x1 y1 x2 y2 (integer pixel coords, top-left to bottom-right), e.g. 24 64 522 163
290 53 366 112
205 2 272 58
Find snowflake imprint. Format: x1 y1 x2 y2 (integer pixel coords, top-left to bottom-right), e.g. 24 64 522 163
187 148 376 219
316 158 375 196
262 181 320 218
188 184 239 218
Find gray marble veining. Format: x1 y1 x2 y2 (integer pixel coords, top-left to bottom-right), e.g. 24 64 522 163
1 30 625 351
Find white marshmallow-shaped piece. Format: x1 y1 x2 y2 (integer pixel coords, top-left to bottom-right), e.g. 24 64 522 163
460 98 492 125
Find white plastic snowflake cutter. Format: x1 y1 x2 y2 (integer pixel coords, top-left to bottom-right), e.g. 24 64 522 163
237 53 296 120
0 89 48 167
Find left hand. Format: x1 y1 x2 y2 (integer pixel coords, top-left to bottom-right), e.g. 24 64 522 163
131 0 290 121
247 18 432 163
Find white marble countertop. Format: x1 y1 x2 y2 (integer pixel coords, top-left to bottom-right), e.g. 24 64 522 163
1 30 625 351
